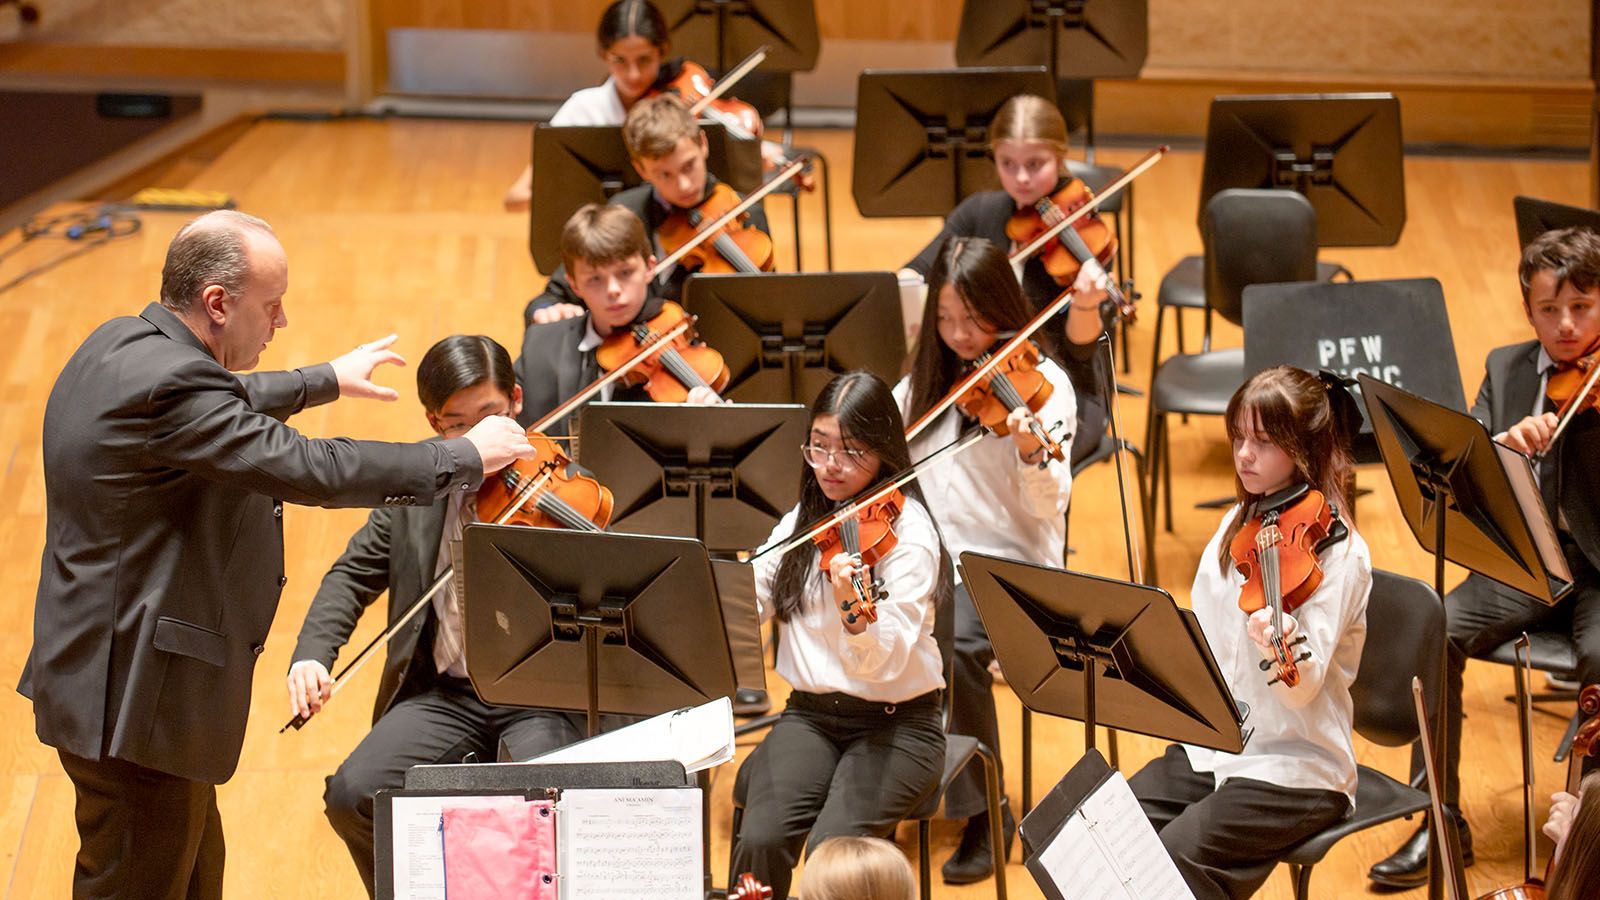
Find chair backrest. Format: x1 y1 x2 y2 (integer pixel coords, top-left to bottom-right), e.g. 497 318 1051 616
1351 569 1446 747
1202 188 1319 327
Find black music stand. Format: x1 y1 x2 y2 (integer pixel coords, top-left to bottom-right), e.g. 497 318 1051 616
851 67 1056 217
576 402 807 552
1242 277 1466 463
461 526 739 737
959 551 1248 811
1200 93 1406 247
527 123 763 274
656 0 819 74
1513 195 1600 248
955 0 1147 81
682 271 905 405
1361 375 1575 898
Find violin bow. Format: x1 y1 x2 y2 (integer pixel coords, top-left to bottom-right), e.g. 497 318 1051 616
1536 358 1600 461
1009 145 1169 263
281 464 562 732
648 155 808 277
689 45 770 117
746 429 987 563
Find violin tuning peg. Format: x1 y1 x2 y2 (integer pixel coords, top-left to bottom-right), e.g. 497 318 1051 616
1258 659 1274 672
1295 651 1312 664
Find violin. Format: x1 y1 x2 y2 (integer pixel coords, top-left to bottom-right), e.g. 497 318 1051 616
1006 177 1135 321
810 489 904 625
657 182 775 275
593 300 730 402
953 340 1067 465
653 58 763 140
477 432 612 533
1538 337 1600 462
728 873 773 900
1229 484 1345 687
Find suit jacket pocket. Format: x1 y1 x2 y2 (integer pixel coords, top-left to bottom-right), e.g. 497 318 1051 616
152 617 228 667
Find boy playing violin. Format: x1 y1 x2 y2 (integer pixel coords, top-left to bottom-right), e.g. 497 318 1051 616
1370 226 1600 888
524 93 772 326
515 202 719 440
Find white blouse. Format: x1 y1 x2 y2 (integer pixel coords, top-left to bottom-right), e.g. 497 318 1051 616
549 79 627 126
892 359 1075 579
1182 504 1371 804
752 498 946 703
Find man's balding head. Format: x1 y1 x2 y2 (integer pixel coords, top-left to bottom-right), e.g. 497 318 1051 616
159 210 276 314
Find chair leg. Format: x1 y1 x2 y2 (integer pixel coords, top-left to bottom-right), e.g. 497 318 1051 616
1161 416 1174 533
919 819 932 900
977 745 1009 900
1292 862 1314 900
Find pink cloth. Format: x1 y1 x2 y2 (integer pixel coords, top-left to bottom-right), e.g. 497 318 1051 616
440 797 557 899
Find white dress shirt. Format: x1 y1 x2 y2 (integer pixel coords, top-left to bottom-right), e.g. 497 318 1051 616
753 499 946 703
549 79 627 126
576 320 616 403
892 359 1075 579
1182 505 1371 805
431 490 476 678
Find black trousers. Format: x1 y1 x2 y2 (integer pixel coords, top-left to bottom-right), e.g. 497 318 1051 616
58 750 225 900
1408 541 1600 806
730 690 945 900
323 677 604 897
946 581 1003 819
1129 744 1349 900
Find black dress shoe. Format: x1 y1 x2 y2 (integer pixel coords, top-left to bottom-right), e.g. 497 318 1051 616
732 688 771 717
1367 808 1474 889
941 801 1016 885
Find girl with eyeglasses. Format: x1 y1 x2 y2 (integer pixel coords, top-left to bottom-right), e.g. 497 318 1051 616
729 371 953 900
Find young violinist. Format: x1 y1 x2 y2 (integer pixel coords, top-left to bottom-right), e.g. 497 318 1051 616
1370 225 1600 888
287 335 623 897
505 0 783 213
1128 365 1372 900
515 202 720 440
900 93 1112 463
730 371 952 900
523 93 773 326
796 836 917 900
894 236 1074 883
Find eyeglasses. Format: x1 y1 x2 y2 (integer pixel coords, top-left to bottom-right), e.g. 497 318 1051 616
801 443 869 471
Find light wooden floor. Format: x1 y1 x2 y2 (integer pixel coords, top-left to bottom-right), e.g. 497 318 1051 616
0 119 1592 899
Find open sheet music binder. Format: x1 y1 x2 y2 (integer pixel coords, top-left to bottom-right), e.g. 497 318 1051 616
375 780 703 900
1019 750 1197 900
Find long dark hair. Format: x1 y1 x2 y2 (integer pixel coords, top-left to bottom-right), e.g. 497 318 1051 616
771 371 952 623
1216 365 1356 573
1550 772 1600 900
597 0 670 52
416 335 516 413
904 236 1059 423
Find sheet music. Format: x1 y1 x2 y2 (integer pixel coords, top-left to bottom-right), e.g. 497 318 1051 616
1495 442 1573 584
532 697 734 772
388 794 522 900
1031 771 1195 900
556 788 703 900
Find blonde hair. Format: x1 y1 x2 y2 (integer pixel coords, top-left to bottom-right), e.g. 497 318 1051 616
558 203 650 271
988 94 1071 166
623 93 700 161
797 836 915 900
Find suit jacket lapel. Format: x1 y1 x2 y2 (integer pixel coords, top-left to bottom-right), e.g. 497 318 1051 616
1500 342 1543 427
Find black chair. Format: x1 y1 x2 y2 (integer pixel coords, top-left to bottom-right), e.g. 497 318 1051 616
1144 189 1320 531
1275 569 1444 899
1150 258 1349 366
729 569 1008 899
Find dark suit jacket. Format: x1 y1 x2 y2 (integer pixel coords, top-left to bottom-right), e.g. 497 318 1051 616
1473 340 1600 572
291 499 449 723
21 303 483 784
524 175 770 324
513 309 651 442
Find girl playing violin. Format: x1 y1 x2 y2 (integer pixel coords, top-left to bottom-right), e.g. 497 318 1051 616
504 0 783 212
730 371 951 900
289 335 625 897
1128 365 1371 900
515 203 720 440
797 836 916 900
900 94 1111 464
895 236 1075 883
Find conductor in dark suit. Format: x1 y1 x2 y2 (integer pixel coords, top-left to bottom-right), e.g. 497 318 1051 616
1370 226 1600 888
19 210 537 900
288 334 621 896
